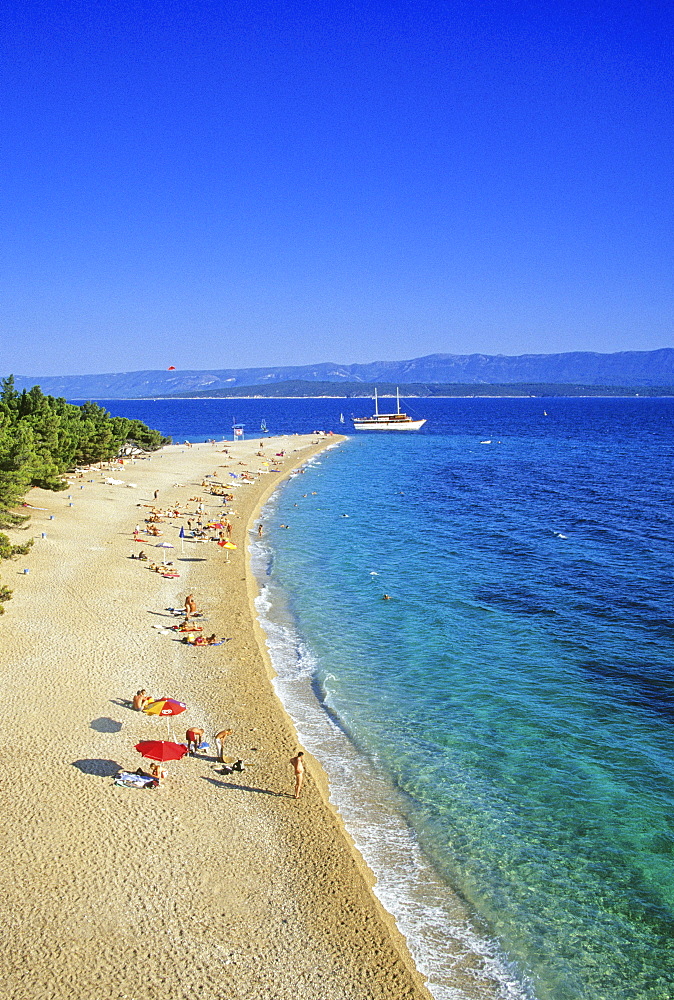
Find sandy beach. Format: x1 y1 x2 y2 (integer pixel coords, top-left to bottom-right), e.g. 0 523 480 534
0 435 430 1000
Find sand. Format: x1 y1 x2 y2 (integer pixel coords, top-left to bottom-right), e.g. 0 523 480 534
0 436 431 1000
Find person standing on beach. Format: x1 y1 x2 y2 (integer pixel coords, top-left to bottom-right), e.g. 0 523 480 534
186 727 204 753
290 752 305 800
184 594 197 618
214 728 233 761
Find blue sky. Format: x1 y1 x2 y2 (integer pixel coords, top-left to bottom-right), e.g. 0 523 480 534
1 0 672 375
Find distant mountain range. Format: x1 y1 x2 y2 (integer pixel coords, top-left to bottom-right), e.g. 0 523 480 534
9 349 674 399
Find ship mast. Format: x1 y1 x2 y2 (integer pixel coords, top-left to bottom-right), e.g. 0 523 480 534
374 387 379 417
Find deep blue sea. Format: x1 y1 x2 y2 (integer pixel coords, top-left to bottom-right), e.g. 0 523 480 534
94 396 674 1000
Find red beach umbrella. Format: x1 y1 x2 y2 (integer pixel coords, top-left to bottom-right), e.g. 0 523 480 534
135 740 188 763
143 697 187 738
143 698 186 717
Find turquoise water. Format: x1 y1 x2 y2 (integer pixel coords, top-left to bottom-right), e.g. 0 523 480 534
93 395 674 998
250 401 674 1000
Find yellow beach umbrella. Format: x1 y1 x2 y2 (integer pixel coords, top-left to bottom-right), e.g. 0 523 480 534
218 539 237 563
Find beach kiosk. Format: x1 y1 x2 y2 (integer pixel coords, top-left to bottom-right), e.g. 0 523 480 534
232 422 245 441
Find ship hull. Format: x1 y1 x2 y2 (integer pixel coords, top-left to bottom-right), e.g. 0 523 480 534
352 417 426 431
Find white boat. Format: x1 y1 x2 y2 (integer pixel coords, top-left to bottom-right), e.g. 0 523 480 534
352 388 426 431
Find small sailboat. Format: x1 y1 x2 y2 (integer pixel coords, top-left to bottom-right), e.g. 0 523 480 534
352 388 426 431
260 419 268 433
339 413 345 424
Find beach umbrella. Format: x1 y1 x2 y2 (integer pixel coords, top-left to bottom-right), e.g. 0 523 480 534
143 697 186 717
143 697 186 738
218 538 237 563
156 541 175 565
135 740 187 779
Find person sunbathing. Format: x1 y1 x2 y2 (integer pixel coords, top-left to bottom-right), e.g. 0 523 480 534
190 633 220 646
149 762 167 784
133 689 151 711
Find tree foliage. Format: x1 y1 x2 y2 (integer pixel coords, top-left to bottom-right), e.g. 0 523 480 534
0 378 170 607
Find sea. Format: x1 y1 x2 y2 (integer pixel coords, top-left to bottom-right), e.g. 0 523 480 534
92 396 674 1000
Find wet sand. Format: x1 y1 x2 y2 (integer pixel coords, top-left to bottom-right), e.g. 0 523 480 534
0 436 431 1000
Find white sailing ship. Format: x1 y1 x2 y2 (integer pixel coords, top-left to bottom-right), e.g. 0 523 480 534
352 388 426 431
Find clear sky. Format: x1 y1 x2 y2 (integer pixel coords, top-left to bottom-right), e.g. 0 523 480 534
1 0 672 375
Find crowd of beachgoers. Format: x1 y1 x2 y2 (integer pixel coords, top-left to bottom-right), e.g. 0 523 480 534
114 440 306 797
66 440 308 797
0 435 431 1000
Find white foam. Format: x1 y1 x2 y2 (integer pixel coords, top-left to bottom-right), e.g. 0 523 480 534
250 528 535 1000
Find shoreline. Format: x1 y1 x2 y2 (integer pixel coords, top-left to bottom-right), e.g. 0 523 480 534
248 454 530 1000
0 435 431 1000
65 393 674 400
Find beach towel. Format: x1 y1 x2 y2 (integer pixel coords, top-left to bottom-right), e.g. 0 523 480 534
114 772 156 788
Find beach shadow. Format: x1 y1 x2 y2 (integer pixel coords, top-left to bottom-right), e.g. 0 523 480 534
90 717 123 734
72 758 121 777
200 776 281 796
110 698 135 711
177 557 207 562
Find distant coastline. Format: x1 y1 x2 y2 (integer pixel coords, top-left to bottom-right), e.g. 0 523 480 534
66 384 674 402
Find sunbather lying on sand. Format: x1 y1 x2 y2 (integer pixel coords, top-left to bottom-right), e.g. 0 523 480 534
183 633 230 645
